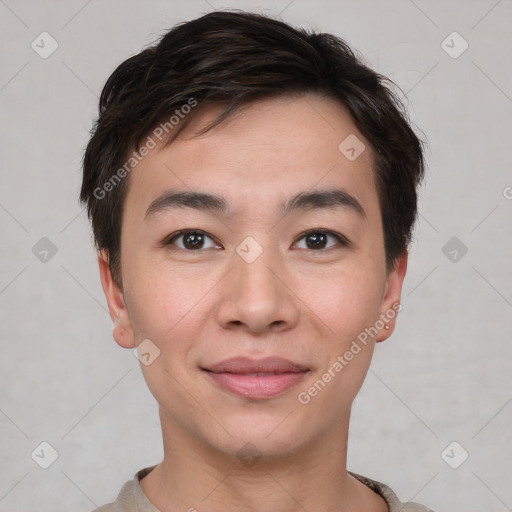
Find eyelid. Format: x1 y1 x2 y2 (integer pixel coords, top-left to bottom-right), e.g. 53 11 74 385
291 229 351 250
162 229 222 250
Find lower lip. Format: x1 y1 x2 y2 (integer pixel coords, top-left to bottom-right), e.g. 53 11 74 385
205 371 308 399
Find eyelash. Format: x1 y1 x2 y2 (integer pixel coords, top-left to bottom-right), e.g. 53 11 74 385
163 229 350 252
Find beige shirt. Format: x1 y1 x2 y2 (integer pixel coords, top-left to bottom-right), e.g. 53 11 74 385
93 466 434 512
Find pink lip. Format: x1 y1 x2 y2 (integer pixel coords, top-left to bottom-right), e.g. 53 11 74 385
202 357 309 399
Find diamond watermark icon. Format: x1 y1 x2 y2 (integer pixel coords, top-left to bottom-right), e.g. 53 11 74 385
441 441 469 469
338 134 365 162
133 339 161 366
31 31 59 59
32 237 58 263
442 236 468 263
236 442 263 467
31 441 59 469
441 31 469 59
236 236 263 264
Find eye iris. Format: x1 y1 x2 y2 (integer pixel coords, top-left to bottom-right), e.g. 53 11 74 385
184 232 204 249
306 232 327 249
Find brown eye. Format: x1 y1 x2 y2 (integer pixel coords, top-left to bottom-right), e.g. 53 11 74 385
305 232 328 249
182 232 205 249
294 230 347 251
166 230 220 251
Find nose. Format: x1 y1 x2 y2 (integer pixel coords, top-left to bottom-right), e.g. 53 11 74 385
215 247 301 335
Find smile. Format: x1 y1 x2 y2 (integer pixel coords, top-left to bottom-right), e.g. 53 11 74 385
201 357 310 399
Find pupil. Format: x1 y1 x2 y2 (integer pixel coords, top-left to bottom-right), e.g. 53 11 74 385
306 232 327 249
184 233 203 249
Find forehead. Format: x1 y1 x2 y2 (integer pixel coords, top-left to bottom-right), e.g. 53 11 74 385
123 94 378 221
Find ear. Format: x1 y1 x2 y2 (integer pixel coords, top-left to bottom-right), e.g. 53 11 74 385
375 251 408 343
97 250 135 349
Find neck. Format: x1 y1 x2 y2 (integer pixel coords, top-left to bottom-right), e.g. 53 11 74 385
140 409 387 512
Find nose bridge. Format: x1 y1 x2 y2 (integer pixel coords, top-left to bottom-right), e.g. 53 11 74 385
236 246 278 295
215 238 300 333
234 241 282 308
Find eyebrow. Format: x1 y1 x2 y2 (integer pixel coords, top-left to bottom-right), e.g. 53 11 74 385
144 188 366 219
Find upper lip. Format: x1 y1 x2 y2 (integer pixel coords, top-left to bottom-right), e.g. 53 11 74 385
202 357 309 374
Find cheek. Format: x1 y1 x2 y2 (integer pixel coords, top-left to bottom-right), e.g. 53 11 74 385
124 268 206 343
296 274 381 414
123 269 209 402
301 265 384 339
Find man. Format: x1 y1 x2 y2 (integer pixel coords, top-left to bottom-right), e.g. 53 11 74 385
81 10 432 512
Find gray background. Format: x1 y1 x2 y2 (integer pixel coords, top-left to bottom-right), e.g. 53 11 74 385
1 0 511 510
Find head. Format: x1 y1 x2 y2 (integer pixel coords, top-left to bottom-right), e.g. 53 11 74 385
81 11 424 462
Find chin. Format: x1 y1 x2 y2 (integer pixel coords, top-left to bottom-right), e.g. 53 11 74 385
195 409 314 464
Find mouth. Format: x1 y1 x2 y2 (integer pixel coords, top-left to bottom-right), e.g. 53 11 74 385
201 357 310 399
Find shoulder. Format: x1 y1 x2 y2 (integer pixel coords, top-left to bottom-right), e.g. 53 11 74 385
348 471 435 512
91 467 158 512
91 504 117 512
90 480 136 512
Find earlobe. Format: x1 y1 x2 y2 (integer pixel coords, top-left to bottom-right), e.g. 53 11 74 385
97 251 135 349
376 252 408 343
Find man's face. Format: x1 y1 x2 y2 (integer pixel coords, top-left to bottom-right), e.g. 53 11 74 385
100 94 406 459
